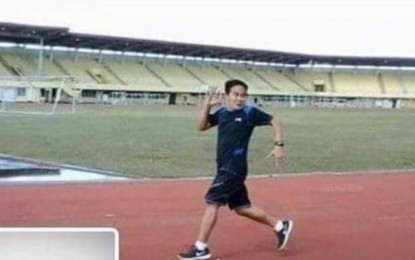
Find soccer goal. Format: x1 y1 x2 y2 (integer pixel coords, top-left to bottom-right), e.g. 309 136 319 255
0 76 81 115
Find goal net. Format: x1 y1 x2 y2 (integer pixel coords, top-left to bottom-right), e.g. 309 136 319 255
0 76 81 115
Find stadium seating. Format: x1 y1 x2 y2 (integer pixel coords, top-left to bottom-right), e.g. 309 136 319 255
220 67 277 94
381 72 405 94
287 70 332 92
0 59 12 76
331 71 382 95
1 50 415 100
54 57 97 84
145 62 202 92
0 53 37 76
254 69 307 93
185 64 228 87
101 59 171 92
40 57 68 77
100 59 139 85
401 72 415 94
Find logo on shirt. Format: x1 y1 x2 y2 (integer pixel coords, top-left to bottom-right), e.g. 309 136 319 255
235 117 242 122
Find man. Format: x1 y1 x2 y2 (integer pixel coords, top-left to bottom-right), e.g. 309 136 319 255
178 79 293 260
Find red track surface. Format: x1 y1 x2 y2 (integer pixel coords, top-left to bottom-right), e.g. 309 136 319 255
0 171 414 259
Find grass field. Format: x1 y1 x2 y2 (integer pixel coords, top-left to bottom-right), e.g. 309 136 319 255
0 104 414 178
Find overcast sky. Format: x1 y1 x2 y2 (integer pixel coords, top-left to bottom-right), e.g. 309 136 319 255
1 0 415 58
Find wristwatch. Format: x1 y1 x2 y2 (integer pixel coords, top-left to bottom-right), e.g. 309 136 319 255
274 140 284 147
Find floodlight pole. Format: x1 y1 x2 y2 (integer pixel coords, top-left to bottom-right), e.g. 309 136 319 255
37 37 44 76
0 87 4 111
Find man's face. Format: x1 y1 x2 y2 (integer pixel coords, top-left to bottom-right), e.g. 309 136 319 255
226 85 247 110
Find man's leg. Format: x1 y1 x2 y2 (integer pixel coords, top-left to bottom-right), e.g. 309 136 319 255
197 204 220 243
178 172 237 259
235 205 277 227
196 171 230 243
230 184 277 227
177 204 219 260
235 206 294 251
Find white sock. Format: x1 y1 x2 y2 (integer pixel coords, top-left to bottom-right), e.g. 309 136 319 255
195 241 208 250
274 220 284 232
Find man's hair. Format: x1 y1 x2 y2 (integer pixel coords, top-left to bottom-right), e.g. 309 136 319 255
224 79 248 94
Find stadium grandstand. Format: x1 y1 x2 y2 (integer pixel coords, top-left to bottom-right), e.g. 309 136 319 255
1 22 415 109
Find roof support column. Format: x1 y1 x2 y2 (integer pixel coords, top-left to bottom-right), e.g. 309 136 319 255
49 46 55 61
98 50 103 64
75 48 79 62
329 66 336 93
182 56 186 68
37 37 44 76
121 51 125 63
142 53 147 66
163 54 167 67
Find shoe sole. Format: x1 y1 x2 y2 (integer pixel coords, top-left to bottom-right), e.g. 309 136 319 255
177 254 212 260
278 220 294 251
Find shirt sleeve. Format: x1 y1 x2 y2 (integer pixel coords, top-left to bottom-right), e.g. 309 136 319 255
249 106 273 126
207 108 221 127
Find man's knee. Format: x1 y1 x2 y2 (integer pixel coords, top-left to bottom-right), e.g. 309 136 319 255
234 206 252 217
204 204 220 215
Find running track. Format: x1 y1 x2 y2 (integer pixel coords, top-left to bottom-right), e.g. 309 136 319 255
0 171 414 259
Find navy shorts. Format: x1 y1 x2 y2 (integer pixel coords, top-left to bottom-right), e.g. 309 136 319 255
204 171 251 210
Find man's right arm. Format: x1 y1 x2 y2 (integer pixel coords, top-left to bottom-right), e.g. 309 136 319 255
197 87 222 131
197 101 213 131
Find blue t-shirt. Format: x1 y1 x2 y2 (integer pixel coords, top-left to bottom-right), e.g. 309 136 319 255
208 105 273 177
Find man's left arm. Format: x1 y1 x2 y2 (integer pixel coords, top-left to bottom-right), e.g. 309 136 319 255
268 117 288 168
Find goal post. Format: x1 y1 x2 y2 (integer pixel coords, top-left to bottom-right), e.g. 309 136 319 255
0 75 81 115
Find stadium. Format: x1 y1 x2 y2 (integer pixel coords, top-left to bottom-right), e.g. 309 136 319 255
1 22 415 110
0 20 414 260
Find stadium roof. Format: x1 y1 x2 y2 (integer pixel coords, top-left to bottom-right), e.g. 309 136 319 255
1 22 415 67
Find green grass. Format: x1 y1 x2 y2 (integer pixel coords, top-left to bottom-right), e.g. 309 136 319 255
0 105 414 178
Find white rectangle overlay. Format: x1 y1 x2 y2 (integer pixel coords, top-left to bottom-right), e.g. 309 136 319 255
0 227 119 260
